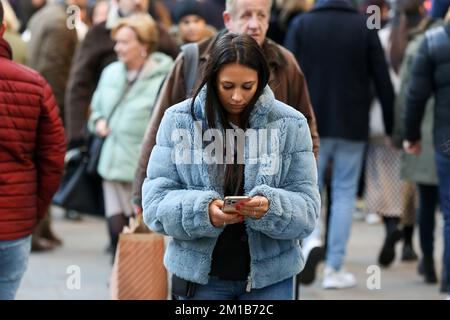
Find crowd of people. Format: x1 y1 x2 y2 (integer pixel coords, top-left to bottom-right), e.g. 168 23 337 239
0 0 449 300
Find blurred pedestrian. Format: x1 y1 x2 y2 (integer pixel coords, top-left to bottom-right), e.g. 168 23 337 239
16 0 46 33
430 0 450 17
65 0 179 150
26 0 84 249
404 2 450 298
88 13 173 260
0 1 66 299
0 0 26 64
169 0 216 46
363 0 426 269
89 0 109 26
391 3 448 285
285 0 394 289
267 0 314 45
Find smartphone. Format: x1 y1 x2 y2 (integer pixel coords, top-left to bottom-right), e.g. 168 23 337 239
222 196 251 214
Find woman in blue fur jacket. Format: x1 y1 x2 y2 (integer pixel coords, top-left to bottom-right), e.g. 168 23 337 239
142 33 320 300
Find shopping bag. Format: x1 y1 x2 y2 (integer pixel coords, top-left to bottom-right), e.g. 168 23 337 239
110 216 168 300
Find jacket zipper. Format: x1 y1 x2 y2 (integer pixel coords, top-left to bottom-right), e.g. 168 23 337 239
246 274 252 292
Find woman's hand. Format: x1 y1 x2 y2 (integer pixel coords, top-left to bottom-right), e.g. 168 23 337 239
95 118 111 137
209 199 244 228
236 196 269 220
132 204 143 216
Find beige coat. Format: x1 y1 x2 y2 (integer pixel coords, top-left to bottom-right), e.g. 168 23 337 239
27 3 78 121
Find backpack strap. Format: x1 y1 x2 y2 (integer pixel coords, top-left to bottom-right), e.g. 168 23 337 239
181 43 199 98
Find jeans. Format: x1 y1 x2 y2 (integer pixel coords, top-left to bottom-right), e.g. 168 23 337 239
175 276 294 300
417 184 439 257
318 138 365 270
435 150 450 292
0 235 32 300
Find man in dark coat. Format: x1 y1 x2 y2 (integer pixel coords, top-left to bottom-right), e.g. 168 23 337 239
404 19 450 297
284 0 394 289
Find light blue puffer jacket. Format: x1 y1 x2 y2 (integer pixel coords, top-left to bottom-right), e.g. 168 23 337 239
142 85 320 289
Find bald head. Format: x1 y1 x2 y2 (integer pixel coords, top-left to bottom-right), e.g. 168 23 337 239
225 0 273 15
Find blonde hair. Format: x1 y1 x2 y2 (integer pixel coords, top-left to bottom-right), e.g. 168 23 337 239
225 0 273 16
111 13 159 54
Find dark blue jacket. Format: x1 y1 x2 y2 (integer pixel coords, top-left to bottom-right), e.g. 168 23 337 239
405 23 450 153
284 0 394 141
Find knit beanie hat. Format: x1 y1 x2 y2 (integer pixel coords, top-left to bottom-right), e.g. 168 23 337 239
174 0 206 23
430 0 450 18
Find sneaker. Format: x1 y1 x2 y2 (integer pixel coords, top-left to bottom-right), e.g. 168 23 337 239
365 212 381 225
302 238 322 258
65 210 83 221
322 266 356 289
298 238 325 285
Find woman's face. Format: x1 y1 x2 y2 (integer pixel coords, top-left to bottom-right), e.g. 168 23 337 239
216 63 258 119
178 15 206 43
114 26 147 67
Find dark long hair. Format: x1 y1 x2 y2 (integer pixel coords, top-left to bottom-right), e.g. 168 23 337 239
190 33 270 129
389 0 424 73
190 33 270 195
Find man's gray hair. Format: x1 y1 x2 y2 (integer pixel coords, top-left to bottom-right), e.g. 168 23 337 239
225 0 273 15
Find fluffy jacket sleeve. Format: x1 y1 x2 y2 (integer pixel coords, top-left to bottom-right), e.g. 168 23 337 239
247 117 320 240
142 110 223 240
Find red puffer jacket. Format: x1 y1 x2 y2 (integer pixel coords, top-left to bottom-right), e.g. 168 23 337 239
0 38 66 241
